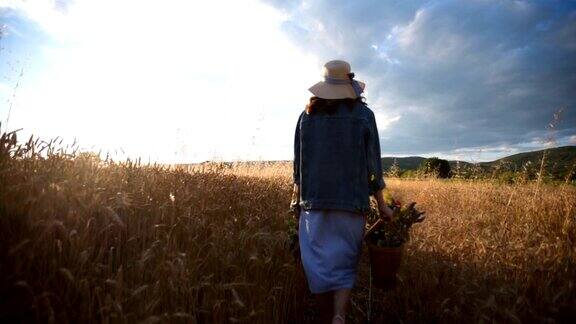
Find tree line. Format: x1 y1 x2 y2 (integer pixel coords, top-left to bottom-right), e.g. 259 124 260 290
386 157 576 184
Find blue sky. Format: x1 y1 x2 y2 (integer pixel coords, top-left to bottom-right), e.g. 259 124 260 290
1 0 575 163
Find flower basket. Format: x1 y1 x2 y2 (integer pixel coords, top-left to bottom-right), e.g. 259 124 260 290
368 244 403 289
364 191 425 289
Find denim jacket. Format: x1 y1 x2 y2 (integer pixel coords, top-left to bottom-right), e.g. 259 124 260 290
293 101 385 214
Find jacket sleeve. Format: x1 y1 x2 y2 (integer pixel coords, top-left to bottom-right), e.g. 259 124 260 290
293 112 303 185
366 112 386 194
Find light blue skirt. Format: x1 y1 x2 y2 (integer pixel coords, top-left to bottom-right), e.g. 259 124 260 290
298 209 366 294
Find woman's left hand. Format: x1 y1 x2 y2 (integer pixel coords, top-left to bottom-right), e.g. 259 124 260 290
289 184 300 221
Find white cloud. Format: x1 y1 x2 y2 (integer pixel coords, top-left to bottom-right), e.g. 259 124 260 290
2 0 321 162
374 112 401 132
0 82 11 93
1 0 68 37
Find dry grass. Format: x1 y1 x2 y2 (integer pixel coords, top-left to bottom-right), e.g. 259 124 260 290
355 179 575 323
1 132 575 323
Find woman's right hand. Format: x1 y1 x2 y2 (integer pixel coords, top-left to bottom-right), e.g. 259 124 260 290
379 205 394 222
374 189 393 222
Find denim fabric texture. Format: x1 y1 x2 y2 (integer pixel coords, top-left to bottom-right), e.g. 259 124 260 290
293 101 385 214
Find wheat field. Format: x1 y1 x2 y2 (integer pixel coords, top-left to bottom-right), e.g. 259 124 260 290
0 131 575 323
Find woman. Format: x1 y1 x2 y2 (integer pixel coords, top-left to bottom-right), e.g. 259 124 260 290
291 60 394 324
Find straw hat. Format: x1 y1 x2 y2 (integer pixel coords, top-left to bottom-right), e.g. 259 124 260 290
308 60 366 99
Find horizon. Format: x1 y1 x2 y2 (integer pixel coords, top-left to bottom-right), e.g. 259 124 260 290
1 0 575 164
175 144 576 165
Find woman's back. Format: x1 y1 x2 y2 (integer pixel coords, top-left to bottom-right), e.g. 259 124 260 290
294 99 384 213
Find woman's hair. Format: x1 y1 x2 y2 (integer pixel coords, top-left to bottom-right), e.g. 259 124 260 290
305 96 365 115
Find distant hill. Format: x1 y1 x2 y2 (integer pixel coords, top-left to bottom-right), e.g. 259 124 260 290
381 146 576 179
481 146 576 169
381 156 426 171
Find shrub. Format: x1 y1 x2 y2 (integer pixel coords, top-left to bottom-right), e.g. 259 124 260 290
419 157 451 178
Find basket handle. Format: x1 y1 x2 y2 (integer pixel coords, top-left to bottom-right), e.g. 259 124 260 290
364 218 385 239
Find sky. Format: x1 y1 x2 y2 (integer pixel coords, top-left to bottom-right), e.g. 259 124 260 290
1 0 575 163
